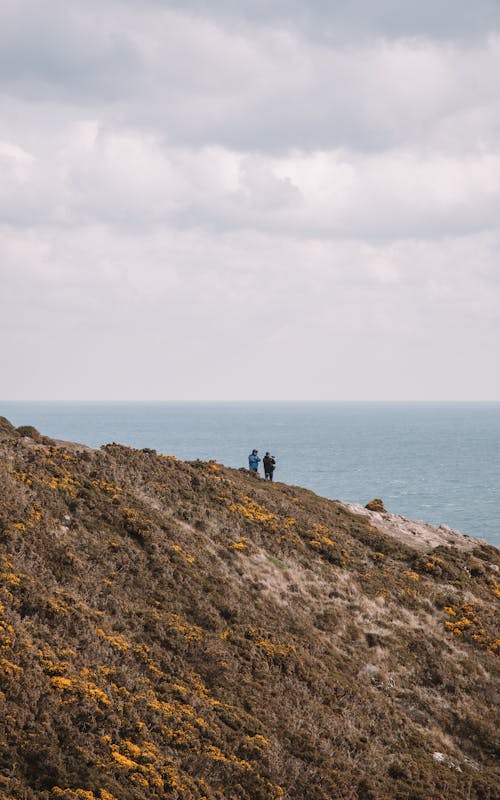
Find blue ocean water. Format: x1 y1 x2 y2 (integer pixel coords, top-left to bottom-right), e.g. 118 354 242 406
1 402 499 547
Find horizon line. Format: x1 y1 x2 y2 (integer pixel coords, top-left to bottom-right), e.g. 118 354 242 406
2 399 500 405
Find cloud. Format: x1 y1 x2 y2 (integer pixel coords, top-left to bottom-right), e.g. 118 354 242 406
2 122 499 241
126 0 500 43
0 0 142 101
2 2 500 152
1 0 499 400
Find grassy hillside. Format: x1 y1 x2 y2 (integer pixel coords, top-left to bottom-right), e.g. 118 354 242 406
0 417 498 800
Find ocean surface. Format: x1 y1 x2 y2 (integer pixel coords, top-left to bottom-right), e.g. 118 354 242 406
1 402 499 548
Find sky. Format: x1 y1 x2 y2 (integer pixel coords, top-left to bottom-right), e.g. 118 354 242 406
1 0 499 401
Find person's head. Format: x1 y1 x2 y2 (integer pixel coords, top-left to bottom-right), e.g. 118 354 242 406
252 449 258 454
265 452 270 456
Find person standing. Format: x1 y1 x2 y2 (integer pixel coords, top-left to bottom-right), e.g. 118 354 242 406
248 449 261 475
263 452 276 481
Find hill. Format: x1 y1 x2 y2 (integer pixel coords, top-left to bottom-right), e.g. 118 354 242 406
0 417 498 800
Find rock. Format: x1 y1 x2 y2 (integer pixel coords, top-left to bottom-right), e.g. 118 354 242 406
343 501 485 551
365 498 386 513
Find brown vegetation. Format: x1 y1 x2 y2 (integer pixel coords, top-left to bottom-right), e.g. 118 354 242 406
365 499 386 513
0 416 498 799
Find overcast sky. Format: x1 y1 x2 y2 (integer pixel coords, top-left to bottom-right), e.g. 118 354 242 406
1 0 499 401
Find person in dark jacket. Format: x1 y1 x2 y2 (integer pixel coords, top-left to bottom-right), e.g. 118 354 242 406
248 449 261 474
263 452 276 481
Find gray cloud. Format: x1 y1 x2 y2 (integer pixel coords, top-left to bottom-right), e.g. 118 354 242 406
2 2 499 153
1 0 499 400
0 1 143 102
130 0 500 42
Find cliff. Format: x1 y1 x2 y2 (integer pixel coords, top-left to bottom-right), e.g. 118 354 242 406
0 417 498 800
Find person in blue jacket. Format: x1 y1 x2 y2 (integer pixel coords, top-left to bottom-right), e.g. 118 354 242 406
248 449 261 474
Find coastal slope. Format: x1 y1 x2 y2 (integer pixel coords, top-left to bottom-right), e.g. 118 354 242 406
0 417 498 800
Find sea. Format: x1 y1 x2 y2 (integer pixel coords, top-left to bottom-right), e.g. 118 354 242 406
1 402 499 548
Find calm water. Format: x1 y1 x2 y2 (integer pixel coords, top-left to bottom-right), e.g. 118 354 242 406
2 402 499 547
